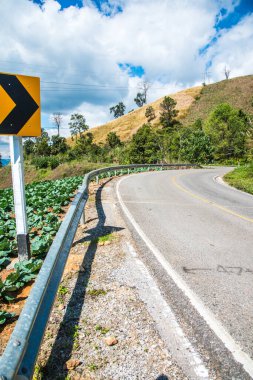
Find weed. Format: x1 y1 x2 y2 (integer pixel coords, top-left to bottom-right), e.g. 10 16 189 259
58 285 68 302
87 288 107 297
33 363 45 380
95 325 110 335
87 363 98 371
72 325 80 350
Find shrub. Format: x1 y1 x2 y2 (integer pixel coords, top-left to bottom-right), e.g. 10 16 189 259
31 157 60 170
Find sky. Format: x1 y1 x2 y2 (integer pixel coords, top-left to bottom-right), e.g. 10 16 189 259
0 0 253 157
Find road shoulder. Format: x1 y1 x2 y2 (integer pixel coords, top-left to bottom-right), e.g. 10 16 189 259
35 178 188 380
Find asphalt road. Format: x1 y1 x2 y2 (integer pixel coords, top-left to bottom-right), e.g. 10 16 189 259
117 167 253 375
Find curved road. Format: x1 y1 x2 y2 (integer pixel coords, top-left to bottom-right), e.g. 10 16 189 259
117 167 253 376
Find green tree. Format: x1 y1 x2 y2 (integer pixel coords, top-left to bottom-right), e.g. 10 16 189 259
204 103 250 161
110 102 126 118
159 96 179 131
33 129 51 156
69 113 89 141
23 138 35 156
145 106 156 122
106 132 122 148
51 135 68 155
128 124 161 164
179 123 214 164
134 92 146 107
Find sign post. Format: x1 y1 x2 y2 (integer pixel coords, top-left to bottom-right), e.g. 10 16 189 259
9 136 30 259
0 72 41 260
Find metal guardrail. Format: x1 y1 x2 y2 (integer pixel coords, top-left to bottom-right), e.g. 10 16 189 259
0 163 197 380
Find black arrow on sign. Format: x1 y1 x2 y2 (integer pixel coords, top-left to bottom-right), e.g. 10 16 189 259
0 74 39 135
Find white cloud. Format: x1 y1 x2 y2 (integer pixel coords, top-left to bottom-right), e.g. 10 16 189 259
206 14 253 81
0 0 252 159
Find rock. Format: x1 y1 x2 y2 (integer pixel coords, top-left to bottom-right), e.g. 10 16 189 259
80 224 87 230
58 304 65 311
79 265 85 272
65 359 81 370
104 336 118 346
104 241 111 246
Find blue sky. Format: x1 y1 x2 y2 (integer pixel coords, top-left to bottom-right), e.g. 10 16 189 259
0 0 253 157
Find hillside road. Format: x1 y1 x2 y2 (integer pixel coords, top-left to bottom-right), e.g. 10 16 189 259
117 167 253 373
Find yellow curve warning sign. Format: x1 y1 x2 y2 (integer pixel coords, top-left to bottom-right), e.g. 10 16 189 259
0 72 41 136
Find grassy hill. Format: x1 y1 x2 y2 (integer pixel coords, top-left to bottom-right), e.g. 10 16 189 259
182 75 253 126
75 86 202 144
85 75 253 144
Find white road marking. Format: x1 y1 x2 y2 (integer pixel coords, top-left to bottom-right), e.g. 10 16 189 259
124 241 210 379
116 175 253 379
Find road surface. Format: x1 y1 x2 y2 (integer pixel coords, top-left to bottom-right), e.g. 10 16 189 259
117 167 253 377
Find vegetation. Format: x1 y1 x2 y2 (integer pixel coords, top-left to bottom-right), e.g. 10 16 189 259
224 164 253 195
0 176 84 324
204 104 251 162
145 106 155 122
69 113 89 141
110 102 126 118
159 96 179 131
134 92 146 107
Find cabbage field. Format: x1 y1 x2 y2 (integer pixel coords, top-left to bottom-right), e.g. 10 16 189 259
0 176 83 326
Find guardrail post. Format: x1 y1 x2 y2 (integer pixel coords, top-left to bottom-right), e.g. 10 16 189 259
114 170 117 176
128 168 130 175
121 169 123 175
96 175 99 184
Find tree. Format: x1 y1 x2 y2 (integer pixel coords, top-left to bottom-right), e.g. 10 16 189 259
69 113 89 141
138 81 150 103
145 106 156 122
51 135 68 155
33 129 51 156
106 132 122 148
23 138 35 156
179 123 214 164
159 96 179 131
204 103 250 161
134 92 146 107
110 102 126 118
51 112 63 136
128 124 161 164
224 66 231 80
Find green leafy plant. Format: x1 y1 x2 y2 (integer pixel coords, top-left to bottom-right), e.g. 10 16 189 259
0 310 15 325
0 259 43 302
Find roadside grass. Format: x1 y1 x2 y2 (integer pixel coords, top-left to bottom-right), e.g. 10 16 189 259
0 160 108 190
224 163 253 195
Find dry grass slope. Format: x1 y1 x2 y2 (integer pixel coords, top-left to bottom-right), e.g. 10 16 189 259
77 75 253 145
69 86 201 144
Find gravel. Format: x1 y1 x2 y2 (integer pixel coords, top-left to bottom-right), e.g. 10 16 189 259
35 178 188 380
